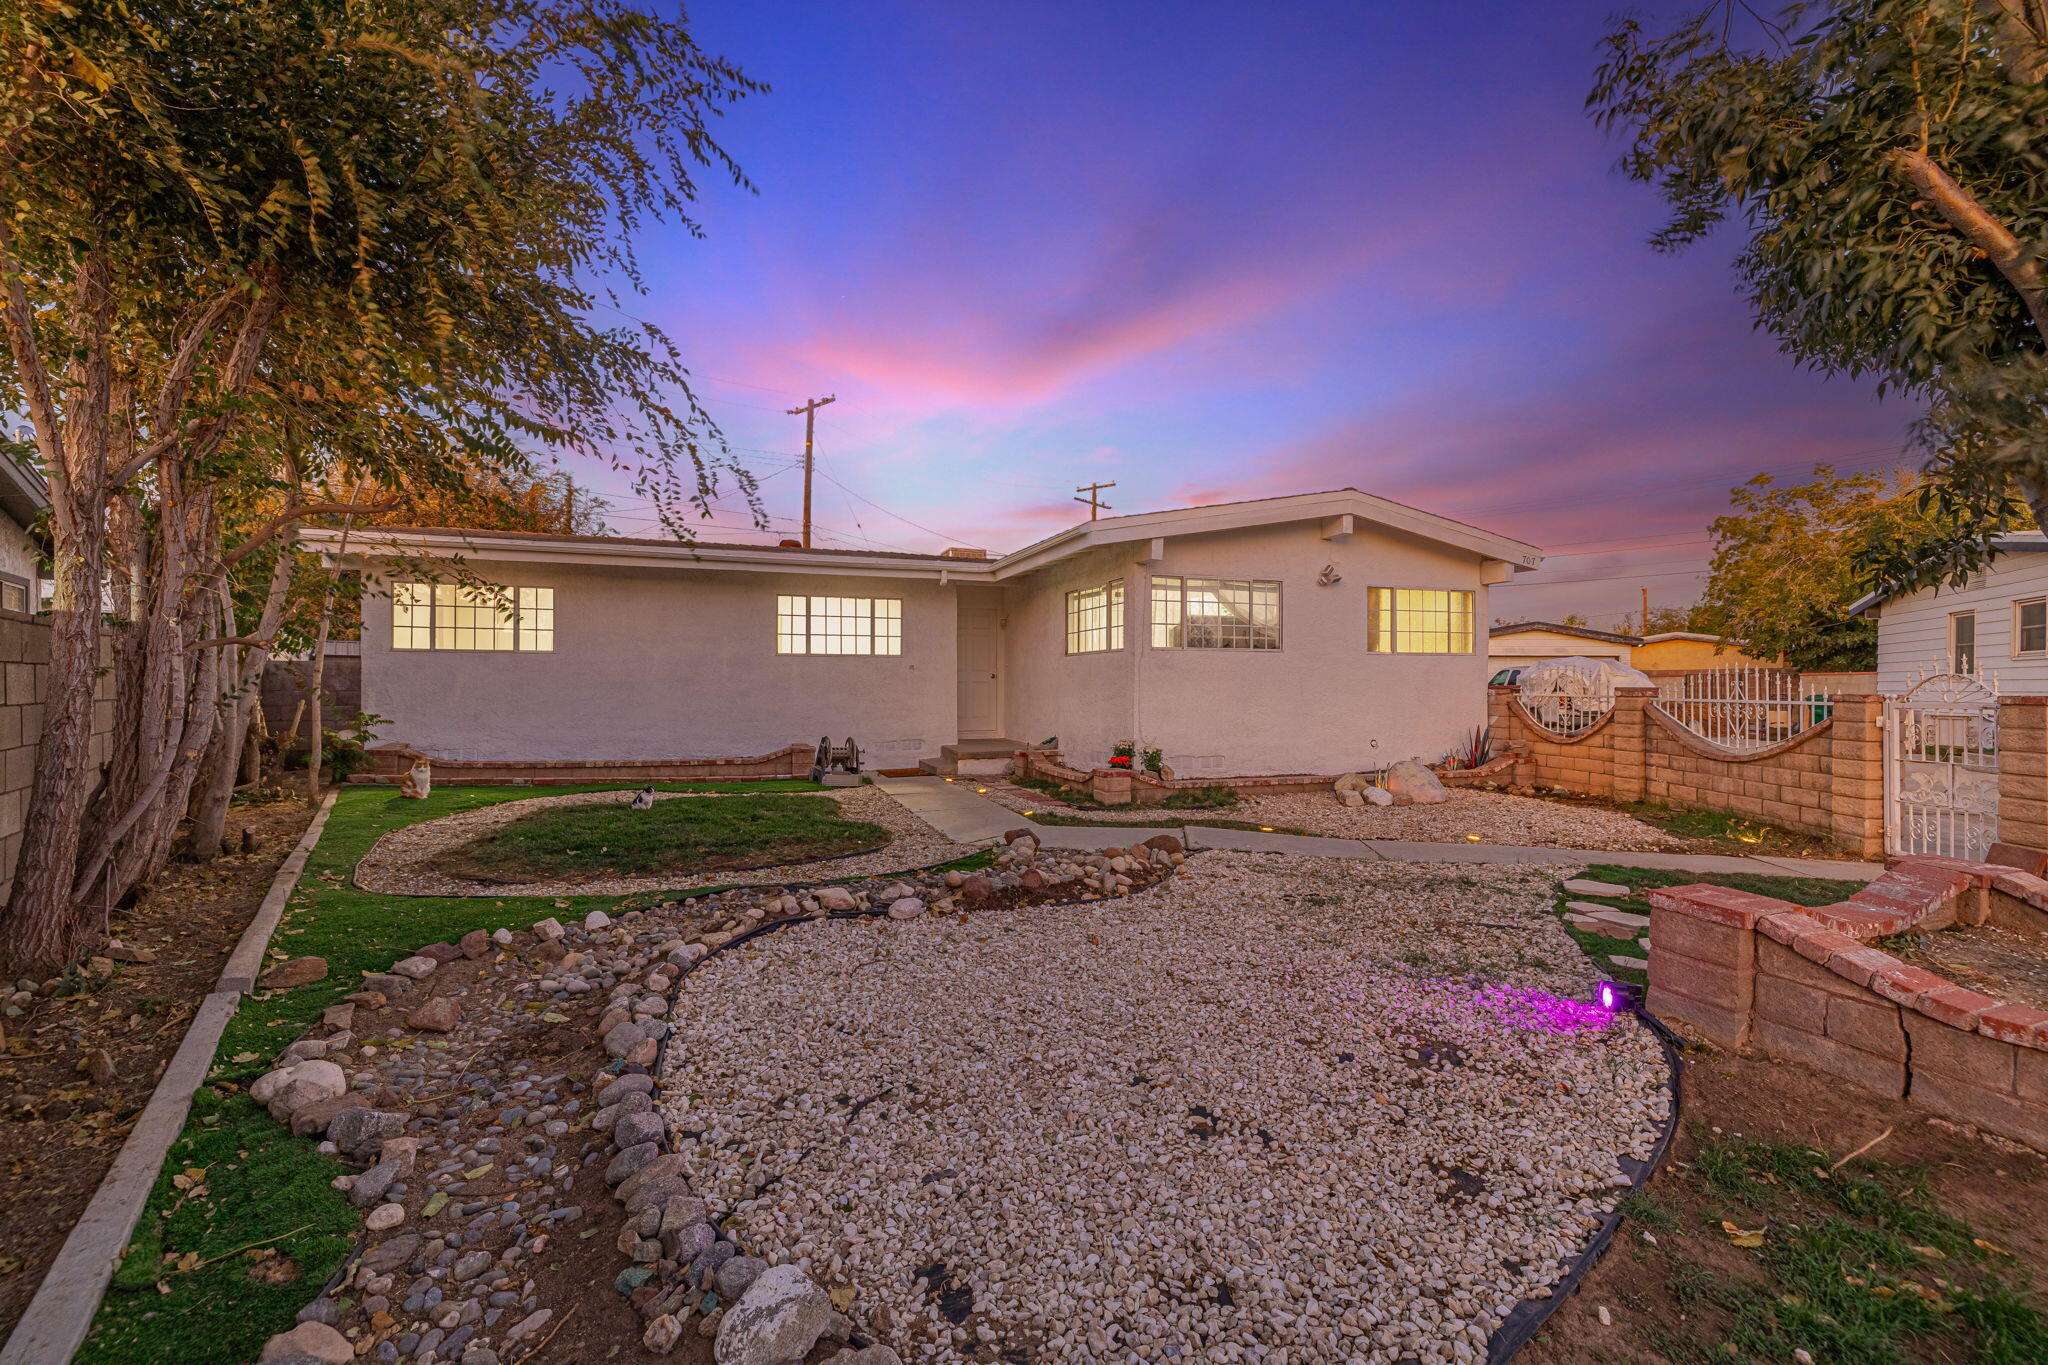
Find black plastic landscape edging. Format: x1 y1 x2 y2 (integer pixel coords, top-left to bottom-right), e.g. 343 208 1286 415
1482 1007 1687 1364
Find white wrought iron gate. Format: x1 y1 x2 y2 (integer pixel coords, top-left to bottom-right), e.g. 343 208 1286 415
1884 670 1999 860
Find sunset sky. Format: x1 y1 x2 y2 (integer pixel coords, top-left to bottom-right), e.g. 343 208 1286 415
591 0 1916 628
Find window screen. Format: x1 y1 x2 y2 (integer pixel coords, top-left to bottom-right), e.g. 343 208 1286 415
1366 588 1475 654
776 595 903 655
1066 580 1124 653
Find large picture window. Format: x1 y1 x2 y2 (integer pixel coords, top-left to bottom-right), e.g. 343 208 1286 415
1366 588 1474 654
392 582 555 652
777 595 902 655
1149 576 1280 650
1066 580 1124 654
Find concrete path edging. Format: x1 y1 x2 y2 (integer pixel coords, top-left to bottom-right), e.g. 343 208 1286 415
0 790 339 1365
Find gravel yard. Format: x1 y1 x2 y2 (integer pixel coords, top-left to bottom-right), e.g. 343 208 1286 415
982 780 1681 850
1232 789 1680 850
355 785 975 897
662 852 1671 1364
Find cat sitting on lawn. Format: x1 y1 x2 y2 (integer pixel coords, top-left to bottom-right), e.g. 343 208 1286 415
629 785 655 810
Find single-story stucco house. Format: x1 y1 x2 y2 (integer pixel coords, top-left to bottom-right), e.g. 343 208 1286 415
1852 531 2048 692
299 488 1542 778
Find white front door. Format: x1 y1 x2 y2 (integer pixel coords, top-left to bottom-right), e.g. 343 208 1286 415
957 602 1000 739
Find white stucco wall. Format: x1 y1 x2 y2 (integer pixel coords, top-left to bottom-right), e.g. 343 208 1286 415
1000 544 1141 761
1874 546 2048 694
1003 520 1495 776
358 558 956 766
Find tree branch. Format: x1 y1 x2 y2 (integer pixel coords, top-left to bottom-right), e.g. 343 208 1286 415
1885 146 2048 346
221 496 400 568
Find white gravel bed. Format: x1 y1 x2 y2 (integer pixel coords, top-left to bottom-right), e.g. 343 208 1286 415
354 784 975 897
662 853 1669 1364
1233 789 1680 850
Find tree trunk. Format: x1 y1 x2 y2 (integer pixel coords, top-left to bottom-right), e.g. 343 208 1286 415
190 547 296 858
304 486 365 798
1 251 112 976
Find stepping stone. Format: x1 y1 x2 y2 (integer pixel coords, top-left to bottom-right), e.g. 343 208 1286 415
1569 916 1641 940
1609 953 1649 971
1566 902 1650 927
1563 878 1632 898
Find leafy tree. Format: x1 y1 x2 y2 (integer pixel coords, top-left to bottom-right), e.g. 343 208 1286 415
1700 465 1987 669
0 1 761 971
1590 0 2048 589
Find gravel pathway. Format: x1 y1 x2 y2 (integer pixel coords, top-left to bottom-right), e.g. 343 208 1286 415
661 852 1670 1364
354 785 976 898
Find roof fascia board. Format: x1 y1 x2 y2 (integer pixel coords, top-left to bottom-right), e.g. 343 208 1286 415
299 529 987 583
990 490 1539 579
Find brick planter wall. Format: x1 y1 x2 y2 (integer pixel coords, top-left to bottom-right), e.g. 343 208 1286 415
1008 747 1516 807
1648 855 2048 1151
1487 686 1885 856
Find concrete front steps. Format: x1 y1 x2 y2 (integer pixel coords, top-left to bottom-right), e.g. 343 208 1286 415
917 738 1044 779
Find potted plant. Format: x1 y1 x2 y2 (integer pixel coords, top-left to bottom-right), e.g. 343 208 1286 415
1108 738 1136 770
1141 745 1164 774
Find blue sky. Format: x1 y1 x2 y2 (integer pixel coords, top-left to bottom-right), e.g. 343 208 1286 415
583 1 1912 628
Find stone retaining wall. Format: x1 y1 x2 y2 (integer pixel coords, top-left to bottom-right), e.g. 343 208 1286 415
358 742 818 786
1648 851 2048 1151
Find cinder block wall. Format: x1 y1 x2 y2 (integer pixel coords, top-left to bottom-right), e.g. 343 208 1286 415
0 611 117 892
1489 687 1885 855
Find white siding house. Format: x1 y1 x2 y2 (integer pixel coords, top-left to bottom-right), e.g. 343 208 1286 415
1860 533 2048 693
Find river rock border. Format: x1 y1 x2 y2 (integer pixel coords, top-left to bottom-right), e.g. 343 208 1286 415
251 829 1184 1365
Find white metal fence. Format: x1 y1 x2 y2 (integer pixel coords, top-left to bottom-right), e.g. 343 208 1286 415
1885 668 1999 861
1652 666 1835 754
1516 667 1617 739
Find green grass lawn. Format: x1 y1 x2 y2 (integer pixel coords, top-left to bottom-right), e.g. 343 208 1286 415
430 792 889 883
1641 1133 2048 1364
1554 863 1870 990
77 779 839 1365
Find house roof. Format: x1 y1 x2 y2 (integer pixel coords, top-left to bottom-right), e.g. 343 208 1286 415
1636 631 1728 645
1488 620 1641 646
1847 532 2048 616
300 487 1545 583
0 443 50 533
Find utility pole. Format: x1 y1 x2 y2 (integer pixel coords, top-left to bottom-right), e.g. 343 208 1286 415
1641 585 1650 634
786 394 836 549
1074 481 1116 520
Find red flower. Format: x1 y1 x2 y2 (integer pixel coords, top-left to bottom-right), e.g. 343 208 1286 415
1108 755 1133 768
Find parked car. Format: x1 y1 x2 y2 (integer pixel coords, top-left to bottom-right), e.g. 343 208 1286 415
1488 666 1525 688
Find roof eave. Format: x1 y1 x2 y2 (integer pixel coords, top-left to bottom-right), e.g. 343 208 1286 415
298 527 994 582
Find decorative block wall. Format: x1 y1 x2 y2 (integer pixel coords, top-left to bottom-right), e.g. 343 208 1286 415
1487 687 1885 856
1649 855 2048 1152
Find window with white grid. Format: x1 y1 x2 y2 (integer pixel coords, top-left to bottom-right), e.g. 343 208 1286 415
389 582 553 651
1149 576 1280 650
776 595 903 655
1366 587 1474 654
1066 580 1124 654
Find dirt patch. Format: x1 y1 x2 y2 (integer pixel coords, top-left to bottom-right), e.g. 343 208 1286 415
1519 1042 2048 1365
0 797 317 1345
1893 921 2048 1012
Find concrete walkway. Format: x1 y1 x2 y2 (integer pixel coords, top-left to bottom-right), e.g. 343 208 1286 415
872 775 1881 881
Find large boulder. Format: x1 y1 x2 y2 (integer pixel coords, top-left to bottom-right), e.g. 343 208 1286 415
257 1059 347 1119
1382 758 1448 806
715 1264 835 1365
260 1321 353 1363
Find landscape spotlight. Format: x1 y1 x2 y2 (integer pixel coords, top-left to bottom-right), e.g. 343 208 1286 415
1595 980 1638 1013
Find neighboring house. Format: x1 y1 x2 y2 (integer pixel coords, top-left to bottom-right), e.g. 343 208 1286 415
1488 621 1636 664
1488 621 1760 675
1630 632 1759 674
1852 531 2048 692
299 488 1542 778
0 440 47 613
